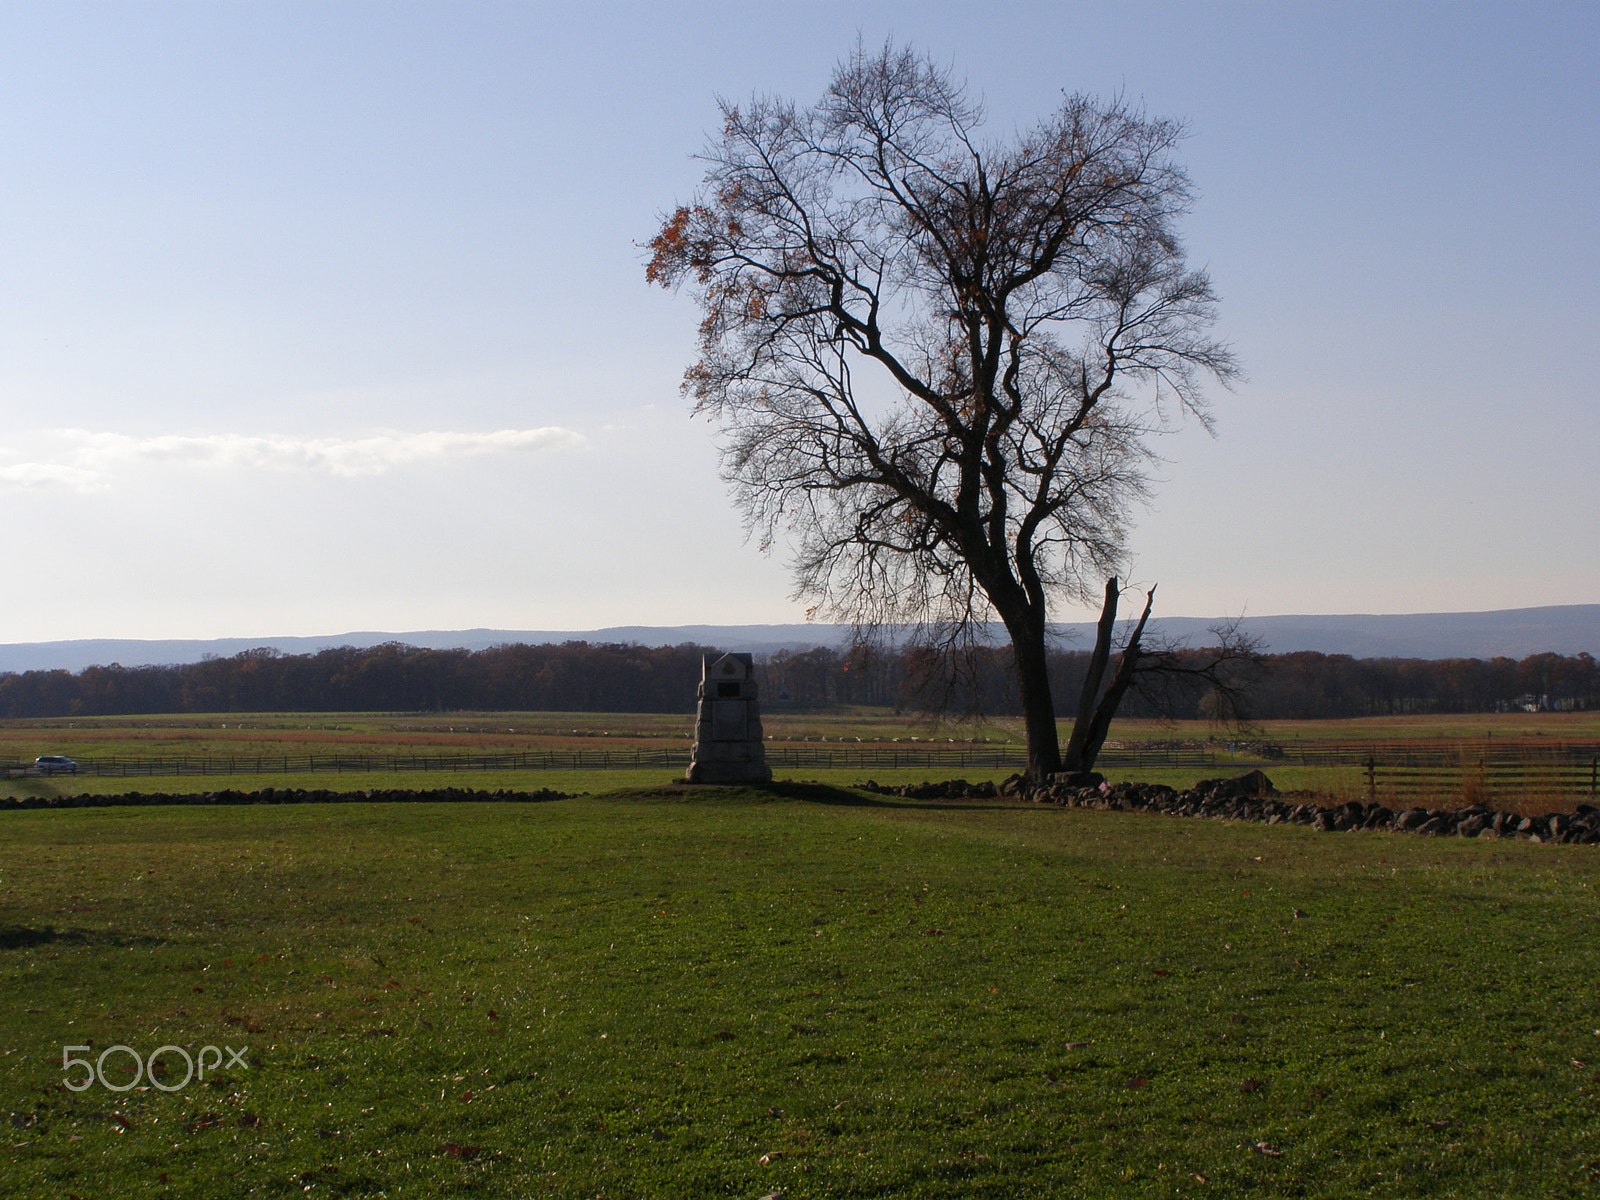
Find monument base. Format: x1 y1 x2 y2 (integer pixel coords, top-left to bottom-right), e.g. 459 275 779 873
685 652 772 785
684 760 773 784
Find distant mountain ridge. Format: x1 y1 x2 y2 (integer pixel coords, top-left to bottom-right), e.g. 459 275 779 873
1 605 1595 674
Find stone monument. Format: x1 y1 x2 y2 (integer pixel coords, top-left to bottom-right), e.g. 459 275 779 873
685 651 772 784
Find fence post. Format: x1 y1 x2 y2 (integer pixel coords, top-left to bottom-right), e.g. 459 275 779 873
1365 754 1376 802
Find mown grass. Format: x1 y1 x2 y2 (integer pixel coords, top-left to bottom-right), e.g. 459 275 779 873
9 709 1600 817
1 788 1597 1198
0 767 1013 802
0 761 1566 817
8 709 1596 767
0 763 1358 809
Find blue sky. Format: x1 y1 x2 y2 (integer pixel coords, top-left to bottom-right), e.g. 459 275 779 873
0 1 1594 640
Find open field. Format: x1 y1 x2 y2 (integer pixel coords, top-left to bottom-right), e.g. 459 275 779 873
6 708 1600 754
5 710 1600 813
2 787 1598 1198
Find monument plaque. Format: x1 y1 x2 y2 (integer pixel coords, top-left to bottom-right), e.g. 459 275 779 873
685 652 772 784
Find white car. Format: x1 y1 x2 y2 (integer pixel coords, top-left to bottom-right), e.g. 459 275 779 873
34 755 78 775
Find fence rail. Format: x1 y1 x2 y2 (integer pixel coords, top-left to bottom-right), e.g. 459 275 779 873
7 739 1598 803
4 744 1235 777
1364 763 1598 797
1278 741 1600 804
1280 740 1600 767
6 746 1016 776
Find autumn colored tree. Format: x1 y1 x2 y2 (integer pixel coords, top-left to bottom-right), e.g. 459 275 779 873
647 43 1238 779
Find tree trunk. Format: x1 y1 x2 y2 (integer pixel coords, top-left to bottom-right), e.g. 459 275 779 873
999 605 1062 780
1062 581 1156 777
1062 579 1121 774
1075 588 1155 772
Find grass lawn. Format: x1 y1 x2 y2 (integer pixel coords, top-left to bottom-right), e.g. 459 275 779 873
8 709 1595 765
0 767 1012 802
8 709 1600 814
0 761 1569 817
2 786 1597 1198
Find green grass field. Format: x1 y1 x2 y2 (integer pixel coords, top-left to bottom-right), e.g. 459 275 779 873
6 708 1600 813
2 786 1597 1197
0 765 1369 809
6 708 1600 764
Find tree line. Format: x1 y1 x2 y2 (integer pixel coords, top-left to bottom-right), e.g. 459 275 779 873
0 640 1592 720
763 644 1597 718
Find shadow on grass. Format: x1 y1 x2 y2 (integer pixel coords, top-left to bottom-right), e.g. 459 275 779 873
767 781 894 806
775 781 1019 812
620 779 1011 812
0 926 164 951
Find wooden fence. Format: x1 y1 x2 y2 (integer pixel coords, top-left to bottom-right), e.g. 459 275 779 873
1182 740 1600 806
7 739 1598 804
5 743 1229 777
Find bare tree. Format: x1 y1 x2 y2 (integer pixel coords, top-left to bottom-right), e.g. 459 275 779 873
648 43 1238 780
1062 579 1262 778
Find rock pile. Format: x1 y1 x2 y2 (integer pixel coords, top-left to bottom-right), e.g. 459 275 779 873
4 786 570 810
860 770 1600 844
859 778 1001 801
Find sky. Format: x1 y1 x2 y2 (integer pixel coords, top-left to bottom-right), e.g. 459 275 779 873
0 0 1594 642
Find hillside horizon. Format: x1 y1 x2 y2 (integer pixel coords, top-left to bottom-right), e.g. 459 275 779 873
2 604 1595 675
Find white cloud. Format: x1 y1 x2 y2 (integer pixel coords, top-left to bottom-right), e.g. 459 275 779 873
0 427 587 490
0 461 105 490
